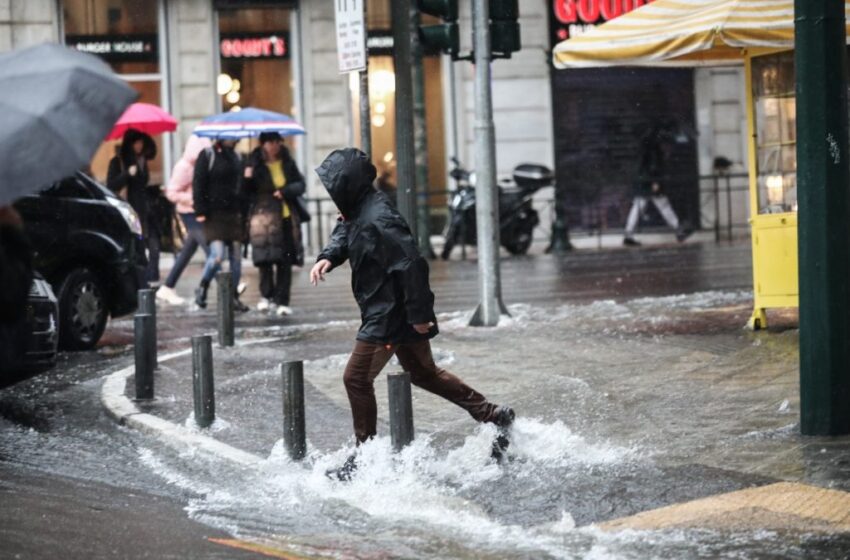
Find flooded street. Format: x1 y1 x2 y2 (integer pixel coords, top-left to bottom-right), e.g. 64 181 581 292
3 244 850 559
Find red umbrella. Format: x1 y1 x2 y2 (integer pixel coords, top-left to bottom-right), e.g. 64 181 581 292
106 102 177 140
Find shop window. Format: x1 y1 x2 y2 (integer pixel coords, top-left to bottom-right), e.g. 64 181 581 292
752 52 797 214
63 0 164 185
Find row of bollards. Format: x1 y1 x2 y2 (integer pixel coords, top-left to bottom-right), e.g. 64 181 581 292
133 272 235 402
132 274 416 456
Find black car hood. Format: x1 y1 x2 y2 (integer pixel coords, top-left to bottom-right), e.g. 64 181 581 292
315 148 376 217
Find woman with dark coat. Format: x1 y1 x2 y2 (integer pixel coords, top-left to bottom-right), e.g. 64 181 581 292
192 139 248 311
244 132 306 316
107 128 160 283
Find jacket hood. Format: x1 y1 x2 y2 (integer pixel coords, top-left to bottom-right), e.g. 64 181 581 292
182 134 211 165
316 148 376 216
119 128 157 163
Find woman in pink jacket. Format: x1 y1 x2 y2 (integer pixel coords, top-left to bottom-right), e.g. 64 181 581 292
156 135 212 305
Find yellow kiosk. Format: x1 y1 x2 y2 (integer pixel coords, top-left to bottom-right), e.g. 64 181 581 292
553 0 850 329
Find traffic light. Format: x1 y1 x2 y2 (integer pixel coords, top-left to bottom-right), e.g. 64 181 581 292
490 0 520 58
417 0 459 57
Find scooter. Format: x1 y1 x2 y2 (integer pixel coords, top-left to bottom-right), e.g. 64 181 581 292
441 157 553 259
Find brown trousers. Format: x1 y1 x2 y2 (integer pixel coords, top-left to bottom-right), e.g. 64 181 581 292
343 339 497 443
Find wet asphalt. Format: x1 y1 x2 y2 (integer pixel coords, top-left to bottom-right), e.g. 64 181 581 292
2 241 849 559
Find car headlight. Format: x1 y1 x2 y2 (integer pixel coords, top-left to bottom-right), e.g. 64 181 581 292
107 197 143 236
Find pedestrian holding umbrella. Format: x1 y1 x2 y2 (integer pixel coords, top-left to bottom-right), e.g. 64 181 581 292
0 43 136 205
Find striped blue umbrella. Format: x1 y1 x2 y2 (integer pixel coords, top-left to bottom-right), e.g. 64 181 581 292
193 107 305 140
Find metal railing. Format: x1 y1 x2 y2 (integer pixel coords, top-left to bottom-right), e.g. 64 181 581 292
302 173 752 255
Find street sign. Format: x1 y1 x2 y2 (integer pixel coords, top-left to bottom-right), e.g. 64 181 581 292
334 0 367 73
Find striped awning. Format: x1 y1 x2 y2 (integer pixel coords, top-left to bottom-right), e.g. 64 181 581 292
553 0 850 69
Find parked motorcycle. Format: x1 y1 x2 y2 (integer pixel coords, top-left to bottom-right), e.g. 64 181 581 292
441 157 553 259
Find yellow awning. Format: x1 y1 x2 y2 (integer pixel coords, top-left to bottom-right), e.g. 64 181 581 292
552 0 850 68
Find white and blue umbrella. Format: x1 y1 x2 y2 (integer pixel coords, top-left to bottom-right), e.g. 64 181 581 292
193 107 306 140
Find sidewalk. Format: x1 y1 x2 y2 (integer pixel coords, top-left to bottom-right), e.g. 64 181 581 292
103 242 850 559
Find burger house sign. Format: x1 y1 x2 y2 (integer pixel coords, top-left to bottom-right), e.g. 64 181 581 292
552 0 655 40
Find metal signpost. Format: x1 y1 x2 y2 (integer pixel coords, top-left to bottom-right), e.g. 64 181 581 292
334 0 371 156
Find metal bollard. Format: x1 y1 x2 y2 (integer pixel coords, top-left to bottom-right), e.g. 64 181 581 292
134 313 154 400
138 288 157 366
192 335 215 428
216 271 234 347
281 361 306 460
388 371 414 451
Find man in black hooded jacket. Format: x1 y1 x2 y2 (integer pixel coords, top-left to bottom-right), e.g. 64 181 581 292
311 148 514 476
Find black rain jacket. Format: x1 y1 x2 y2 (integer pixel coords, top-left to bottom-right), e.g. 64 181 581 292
316 148 437 344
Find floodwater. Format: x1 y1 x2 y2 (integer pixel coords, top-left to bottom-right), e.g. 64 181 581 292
2 283 847 559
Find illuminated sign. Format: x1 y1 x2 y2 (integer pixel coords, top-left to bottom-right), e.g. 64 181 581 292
220 33 289 59
65 34 158 62
551 0 655 41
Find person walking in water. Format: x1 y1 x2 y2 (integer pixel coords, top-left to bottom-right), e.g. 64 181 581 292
310 148 514 480
623 122 693 246
192 138 248 312
156 135 212 305
244 132 306 316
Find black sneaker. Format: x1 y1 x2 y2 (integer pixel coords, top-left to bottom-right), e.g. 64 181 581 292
623 237 641 247
676 227 694 243
325 454 358 482
194 286 207 309
490 406 515 462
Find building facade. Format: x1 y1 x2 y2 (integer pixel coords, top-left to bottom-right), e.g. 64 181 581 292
0 0 750 246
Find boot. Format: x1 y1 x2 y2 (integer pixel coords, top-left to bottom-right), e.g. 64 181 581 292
194 280 209 309
325 454 358 482
490 406 515 462
233 296 249 313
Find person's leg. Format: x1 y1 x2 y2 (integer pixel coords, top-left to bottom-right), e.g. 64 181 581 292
145 227 161 284
228 241 242 287
200 240 224 285
395 339 498 423
624 196 646 238
275 262 292 307
651 195 680 230
258 264 274 300
342 340 395 443
164 213 200 289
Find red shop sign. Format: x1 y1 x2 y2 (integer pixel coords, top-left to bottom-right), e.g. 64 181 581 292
220 33 289 59
554 0 654 24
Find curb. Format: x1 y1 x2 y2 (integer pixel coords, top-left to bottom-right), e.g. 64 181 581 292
100 339 283 468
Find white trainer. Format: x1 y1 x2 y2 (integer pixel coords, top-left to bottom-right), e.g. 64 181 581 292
257 298 271 311
156 285 185 305
276 305 293 317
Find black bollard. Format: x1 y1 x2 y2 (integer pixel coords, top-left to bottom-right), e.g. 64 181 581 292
134 313 154 400
388 372 414 451
281 361 306 460
216 271 234 347
137 288 157 366
192 335 215 428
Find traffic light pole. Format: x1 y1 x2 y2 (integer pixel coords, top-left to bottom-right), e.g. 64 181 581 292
392 0 418 239
796 0 850 435
411 6 435 258
469 0 507 327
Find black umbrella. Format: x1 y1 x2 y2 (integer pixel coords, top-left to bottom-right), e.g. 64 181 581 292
0 43 137 205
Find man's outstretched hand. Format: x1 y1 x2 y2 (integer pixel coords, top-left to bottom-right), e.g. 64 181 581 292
413 322 435 334
310 259 333 286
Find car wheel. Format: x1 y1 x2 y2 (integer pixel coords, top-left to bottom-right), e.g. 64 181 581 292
57 268 107 350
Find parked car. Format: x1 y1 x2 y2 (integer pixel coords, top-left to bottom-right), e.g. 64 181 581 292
13 172 147 350
0 274 59 379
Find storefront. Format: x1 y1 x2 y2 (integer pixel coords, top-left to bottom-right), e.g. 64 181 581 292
63 0 170 185
549 0 700 231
